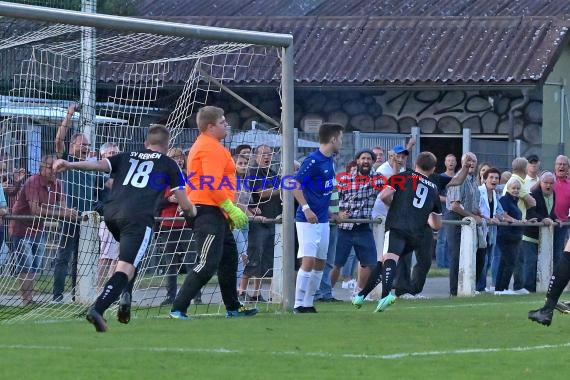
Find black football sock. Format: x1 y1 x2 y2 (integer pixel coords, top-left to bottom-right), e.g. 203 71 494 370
544 252 570 310
123 268 138 296
93 271 129 315
381 259 397 299
358 261 383 297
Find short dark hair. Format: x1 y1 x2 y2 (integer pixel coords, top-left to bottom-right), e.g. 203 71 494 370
318 123 344 144
235 144 252 155
483 167 501 180
415 151 437 172
146 124 170 146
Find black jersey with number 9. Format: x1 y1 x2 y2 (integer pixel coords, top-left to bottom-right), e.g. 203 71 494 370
103 149 185 223
385 169 442 233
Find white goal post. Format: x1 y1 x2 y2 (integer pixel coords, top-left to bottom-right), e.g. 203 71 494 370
0 1 296 312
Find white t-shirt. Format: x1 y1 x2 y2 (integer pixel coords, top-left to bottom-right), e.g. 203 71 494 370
371 162 405 219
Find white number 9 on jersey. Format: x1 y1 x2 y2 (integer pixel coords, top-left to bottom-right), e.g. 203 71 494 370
412 183 428 208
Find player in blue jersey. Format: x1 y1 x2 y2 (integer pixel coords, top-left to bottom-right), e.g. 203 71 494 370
291 123 344 313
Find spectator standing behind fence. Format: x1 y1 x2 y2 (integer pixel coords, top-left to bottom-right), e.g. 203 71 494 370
520 171 556 293
495 178 532 295
156 147 201 306
477 163 491 186
505 157 536 292
238 144 282 302
0 186 7 255
553 155 570 267
435 154 457 269
233 154 254 290
497 171 511 195
52 103 99 303
371 145 407 298
170 106 257 320
372 146 385 171
446 152 481 297
3 167 28 211
525 155 540 189
330 150 382 297
476 168 511 292
10 155 77 305
95 142 120 291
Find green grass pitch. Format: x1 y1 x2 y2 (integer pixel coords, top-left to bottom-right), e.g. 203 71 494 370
1 294 569 379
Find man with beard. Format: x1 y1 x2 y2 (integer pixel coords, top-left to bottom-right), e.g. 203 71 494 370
330 150 384 294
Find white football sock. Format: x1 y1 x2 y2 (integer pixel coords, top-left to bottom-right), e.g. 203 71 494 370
294 269 311 308
303 270 323 307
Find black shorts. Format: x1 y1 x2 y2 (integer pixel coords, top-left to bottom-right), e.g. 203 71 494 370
105 218 153 267
386 228 433 258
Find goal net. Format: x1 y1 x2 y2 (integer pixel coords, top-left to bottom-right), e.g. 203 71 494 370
0 12 289 323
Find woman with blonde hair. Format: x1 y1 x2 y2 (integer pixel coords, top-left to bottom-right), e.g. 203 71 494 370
495 178 532 294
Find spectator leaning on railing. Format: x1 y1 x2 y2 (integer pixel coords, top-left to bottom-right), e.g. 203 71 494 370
10 155 77 306
495 178 535 295
476 167 510 293
520 171 556 293
446 152 481 297
553 155 570 267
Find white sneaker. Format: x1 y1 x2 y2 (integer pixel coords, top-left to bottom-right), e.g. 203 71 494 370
414 293 429 300
485 286 495 293
514 288 530 295
399 293 416 299
494 289 516 295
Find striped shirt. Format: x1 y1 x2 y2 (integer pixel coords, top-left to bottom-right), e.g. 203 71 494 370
446 174 480 220
338 172 383 230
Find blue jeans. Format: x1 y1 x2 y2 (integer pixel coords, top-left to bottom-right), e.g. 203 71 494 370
446 223 462 296
341 248 357 278
435 227 449 268
491 244 501 287
496 237 522 291
334 225 377 268
476 244 495 291
519 240 538 292
315 224 338 300
13 233 46 274
53 222 80 300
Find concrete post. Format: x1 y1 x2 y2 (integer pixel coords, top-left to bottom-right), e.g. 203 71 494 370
458 217 477 296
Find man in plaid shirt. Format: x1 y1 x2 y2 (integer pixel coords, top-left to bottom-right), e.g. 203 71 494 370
330 149 384 293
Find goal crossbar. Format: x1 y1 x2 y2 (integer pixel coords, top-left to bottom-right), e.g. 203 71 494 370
0 2 292 47
0 1 297 309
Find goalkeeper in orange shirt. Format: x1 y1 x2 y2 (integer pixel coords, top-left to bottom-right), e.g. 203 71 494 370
169 106 258 319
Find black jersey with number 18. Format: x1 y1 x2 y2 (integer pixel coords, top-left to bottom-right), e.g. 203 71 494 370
103 149 185 223
385 169 442 233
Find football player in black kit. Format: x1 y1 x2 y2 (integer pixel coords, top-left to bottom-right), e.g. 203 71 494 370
53 125 196 332
352 151 443 312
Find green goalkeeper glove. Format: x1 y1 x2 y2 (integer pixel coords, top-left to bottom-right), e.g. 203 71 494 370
220 199 248 229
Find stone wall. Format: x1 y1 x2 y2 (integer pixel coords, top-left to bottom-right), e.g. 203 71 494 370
206 87 543 157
